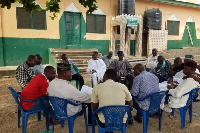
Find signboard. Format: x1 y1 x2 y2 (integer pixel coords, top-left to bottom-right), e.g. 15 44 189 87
127 17 138 27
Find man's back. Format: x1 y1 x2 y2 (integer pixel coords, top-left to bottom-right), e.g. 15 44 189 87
131 71 159 110
20 74 48 110
48 78 91 116
92 79 132 108
91 79 132 123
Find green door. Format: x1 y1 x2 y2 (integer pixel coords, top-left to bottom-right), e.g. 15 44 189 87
65 12 81 46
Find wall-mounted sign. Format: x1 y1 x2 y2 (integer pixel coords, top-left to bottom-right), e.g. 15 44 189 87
127 17 138 27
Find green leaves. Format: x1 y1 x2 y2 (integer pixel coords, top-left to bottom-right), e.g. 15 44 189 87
46 0 60 13
0 0 97 19
79 0 97 14
0 0 15 9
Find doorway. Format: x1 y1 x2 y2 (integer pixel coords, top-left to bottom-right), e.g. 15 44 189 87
65 12 81 46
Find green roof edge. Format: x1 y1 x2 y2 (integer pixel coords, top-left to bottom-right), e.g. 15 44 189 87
148 0 200 9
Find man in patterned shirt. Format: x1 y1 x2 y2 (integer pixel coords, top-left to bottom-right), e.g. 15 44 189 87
16 55 37 88
155 55 171 83
130 63 160 123
109 50 134 90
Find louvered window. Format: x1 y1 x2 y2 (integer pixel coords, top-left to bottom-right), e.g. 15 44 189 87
167 20 180 35
86 14 106 34
17 7 46 30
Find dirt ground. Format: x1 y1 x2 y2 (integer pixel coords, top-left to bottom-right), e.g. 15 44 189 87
1 73 200 133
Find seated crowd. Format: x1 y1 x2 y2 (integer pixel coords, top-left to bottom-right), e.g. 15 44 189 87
14 49 200 131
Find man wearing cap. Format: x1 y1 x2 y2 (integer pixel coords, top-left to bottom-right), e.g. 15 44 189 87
48 64 92 124
161 60 200 112
109 50 134 90
101 51 114 68
146 48 158 73
87 51 106 86
60 54 84 88
173 55 200 84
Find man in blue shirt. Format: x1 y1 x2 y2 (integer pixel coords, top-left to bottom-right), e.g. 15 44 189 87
130 63 160 123
59 54 84 88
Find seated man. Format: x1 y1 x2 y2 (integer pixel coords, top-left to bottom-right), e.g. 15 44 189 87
91 69 133 127
162 60 200 112
145 48 158 73
173 55 200 84
33 54 44 75
155 55 171 83
48 64 92 124
60 54 84 88
16 55 37 88
109 50 134 90
169 57 184 78
101 51 114 68
130 64 160 123
20 66 56 111
87 51 106 86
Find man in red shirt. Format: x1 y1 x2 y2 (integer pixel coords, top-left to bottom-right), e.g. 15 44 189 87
20 66 56 111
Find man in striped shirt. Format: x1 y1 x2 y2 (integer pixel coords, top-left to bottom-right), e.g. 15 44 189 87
130 63 160 123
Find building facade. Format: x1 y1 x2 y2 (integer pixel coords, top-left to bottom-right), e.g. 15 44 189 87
0 0 200 66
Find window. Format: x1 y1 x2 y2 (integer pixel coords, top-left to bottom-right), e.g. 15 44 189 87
86 14 106 34
166 20 180 35
17 7 46 29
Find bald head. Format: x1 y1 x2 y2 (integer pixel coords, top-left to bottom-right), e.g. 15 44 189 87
44 66 56 81
174 57 182 67
157 55 165 65
107 51 113 59
133 63 145 76
26 55 37 67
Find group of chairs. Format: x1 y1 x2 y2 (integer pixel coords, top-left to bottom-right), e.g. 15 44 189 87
8 87 200 133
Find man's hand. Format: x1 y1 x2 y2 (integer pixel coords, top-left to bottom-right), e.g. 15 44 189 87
92 69 97 74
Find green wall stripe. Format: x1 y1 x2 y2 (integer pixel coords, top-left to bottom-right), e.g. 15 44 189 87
3 37 60 66
0 37 4 66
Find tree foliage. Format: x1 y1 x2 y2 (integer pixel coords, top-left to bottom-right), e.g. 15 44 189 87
0 0 97 14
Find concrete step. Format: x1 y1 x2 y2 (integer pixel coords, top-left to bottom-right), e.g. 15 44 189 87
50 48 98 52
55 59 89 64
0 66 17 78
53 55 95 60
77 67 88 73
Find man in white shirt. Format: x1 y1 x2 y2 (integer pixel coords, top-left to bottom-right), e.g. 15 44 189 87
161 60 200 112
146 48 158 73
48 63 92 124
87 51 106 86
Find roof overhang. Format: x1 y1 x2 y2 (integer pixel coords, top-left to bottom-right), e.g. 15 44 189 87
147 0 200 9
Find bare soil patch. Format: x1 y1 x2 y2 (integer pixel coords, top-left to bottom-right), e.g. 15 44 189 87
1 74 200 133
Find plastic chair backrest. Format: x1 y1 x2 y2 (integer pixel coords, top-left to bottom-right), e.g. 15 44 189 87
8 87 24 111
94 105 132 129
49 96 82 119
186 88 200 107
148 91 166 113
